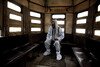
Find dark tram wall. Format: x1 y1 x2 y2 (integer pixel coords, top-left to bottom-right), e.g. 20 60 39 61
0 0 3 34
72 1 100 66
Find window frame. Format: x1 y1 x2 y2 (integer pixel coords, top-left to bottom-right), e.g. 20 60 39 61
75 11 88 34
30 10 42 33
7 1 22 35
93 4 100 38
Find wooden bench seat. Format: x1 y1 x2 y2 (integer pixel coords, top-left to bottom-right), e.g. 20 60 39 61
72 47 91 67
6 44 39 66
0 35 39 67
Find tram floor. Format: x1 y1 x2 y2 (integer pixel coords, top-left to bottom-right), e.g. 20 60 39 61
26 51 79 67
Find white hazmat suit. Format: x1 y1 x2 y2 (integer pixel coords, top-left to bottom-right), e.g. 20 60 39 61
43 20 64 60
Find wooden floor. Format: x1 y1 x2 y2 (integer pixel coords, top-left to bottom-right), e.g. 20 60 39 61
26 52 79 67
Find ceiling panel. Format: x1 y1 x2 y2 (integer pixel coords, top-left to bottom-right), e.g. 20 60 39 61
47 0 72 6
30 0 44 6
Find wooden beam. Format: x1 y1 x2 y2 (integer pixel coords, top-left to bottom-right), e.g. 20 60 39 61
74 0 88 7
28 0 44 7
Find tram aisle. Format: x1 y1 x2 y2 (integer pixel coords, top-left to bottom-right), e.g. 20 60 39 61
26 44 79 67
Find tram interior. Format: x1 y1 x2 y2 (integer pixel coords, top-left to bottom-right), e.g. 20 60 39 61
0 0 100 67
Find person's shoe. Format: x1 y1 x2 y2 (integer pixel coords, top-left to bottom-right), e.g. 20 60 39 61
56 52 62 60
43 50 51 56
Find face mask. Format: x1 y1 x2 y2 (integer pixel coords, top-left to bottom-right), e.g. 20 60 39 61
51 21 55 28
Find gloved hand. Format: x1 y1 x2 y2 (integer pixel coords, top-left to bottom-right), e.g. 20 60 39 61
55 38 59 41
55 37 61 41
55 37 59 41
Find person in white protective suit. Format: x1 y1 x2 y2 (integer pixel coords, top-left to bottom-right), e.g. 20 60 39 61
43 20 64 60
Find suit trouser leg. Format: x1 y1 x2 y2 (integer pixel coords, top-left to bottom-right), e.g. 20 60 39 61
54 40 61 52
54 40 62 60
44 39 51 51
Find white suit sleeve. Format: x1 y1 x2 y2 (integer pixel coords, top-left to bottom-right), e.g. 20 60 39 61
58 27 64 41
46 26 52 40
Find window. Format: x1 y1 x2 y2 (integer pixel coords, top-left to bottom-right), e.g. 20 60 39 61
76 28 86 34
30 11 41 32
94 30 100 36
7 1 21 12
31 28 41 31
95 5 100 23
7 1 22 36
31 19 41 24
9 13 22 21
57 20 64 25
9 27 21 32
95 16 100 22
75 11 88 34
94 4 100 37
98 4 100 12
52 14 65 19
30 11 41 18
77 11 88 18
76 19 86 24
